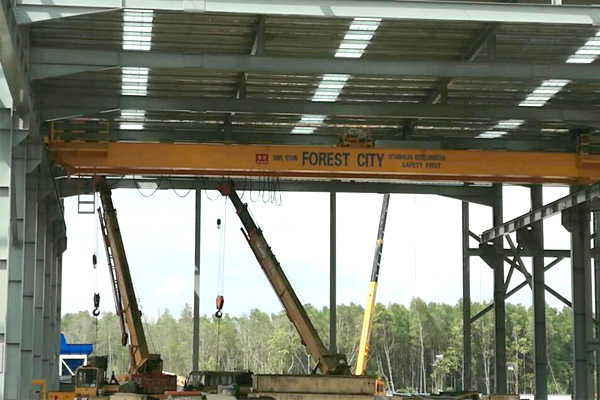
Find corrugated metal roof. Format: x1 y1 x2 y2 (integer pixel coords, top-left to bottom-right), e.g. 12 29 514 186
31 8 600 148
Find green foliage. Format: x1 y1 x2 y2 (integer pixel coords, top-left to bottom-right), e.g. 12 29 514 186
61 299 573 395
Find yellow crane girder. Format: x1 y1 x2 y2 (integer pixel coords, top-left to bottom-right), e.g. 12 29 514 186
47 141 600 185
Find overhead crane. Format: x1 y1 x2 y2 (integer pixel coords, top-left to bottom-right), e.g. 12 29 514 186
47 141 600 185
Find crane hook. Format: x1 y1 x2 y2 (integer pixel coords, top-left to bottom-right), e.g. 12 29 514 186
92 293 100 317
215 295 224 319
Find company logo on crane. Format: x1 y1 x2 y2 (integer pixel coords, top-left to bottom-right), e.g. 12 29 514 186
256 153 269 164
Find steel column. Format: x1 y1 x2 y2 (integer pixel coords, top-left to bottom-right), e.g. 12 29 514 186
562 189 594 400
192 190 201 371
2 132 27 400
54 249 63 388
329 191 337 353
462 201 471 390
0 110 11 399
531 185 547 400
41 205 54 383
492 184 507 394
31 194 46 380
19 165 38 398
594 212 600 400
48 220 59 389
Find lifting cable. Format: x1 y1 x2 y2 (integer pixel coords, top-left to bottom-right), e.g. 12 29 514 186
216 195 227 318
214 195 227 370
92 194 100 345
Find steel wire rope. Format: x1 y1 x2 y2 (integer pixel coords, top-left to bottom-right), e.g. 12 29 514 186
92 197 100 343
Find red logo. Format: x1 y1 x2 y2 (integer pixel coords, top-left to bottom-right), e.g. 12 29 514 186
256 154 268 164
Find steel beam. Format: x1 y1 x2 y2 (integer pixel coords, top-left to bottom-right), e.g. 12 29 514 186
38 127 578 153
0 1 33 113
428 24 500 104
492 184 507 394
16 0 600 25
482 181 600 242
40 94 600 125
467 248 570 258
562 191 594 400
462 201 471 390
192 190 201 371
531 185 548 400
471 257 564 323
57 177 496 206
30 47 600 82
329 191 336 353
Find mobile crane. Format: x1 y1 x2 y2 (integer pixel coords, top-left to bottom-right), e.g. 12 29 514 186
355 194 390 376
218 182 386 399
36 178 176 399
96 177 177 395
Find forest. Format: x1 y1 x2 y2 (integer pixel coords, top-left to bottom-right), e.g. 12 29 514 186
61 298 573 395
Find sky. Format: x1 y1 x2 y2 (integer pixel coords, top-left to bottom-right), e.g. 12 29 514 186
60 185 574 320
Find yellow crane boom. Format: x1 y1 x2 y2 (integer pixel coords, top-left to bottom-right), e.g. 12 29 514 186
97 177 162 375
355 194 390 376
219 182 351 375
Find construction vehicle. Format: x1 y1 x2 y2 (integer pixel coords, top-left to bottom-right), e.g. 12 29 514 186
32 357 118 400
355 194 391 376
96 177 177 395
34 179 177 399
218 182 386 399
183 370 253 396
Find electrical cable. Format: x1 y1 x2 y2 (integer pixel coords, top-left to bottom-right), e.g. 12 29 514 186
276 178 283 206
239 177 248 200
168 177 192 198
133 175 162 198
107 175 126 189
204 185 220 201
250 179 260 203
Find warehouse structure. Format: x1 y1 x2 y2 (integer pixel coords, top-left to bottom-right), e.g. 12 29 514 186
1 0 600 399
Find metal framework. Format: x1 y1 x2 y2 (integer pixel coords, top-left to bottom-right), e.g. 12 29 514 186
30 48 600 82
15 0 600 25
1 0 600 398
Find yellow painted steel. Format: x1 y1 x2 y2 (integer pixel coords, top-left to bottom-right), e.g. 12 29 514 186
355 281 377 376
47 141 600 184
30 380 47 400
